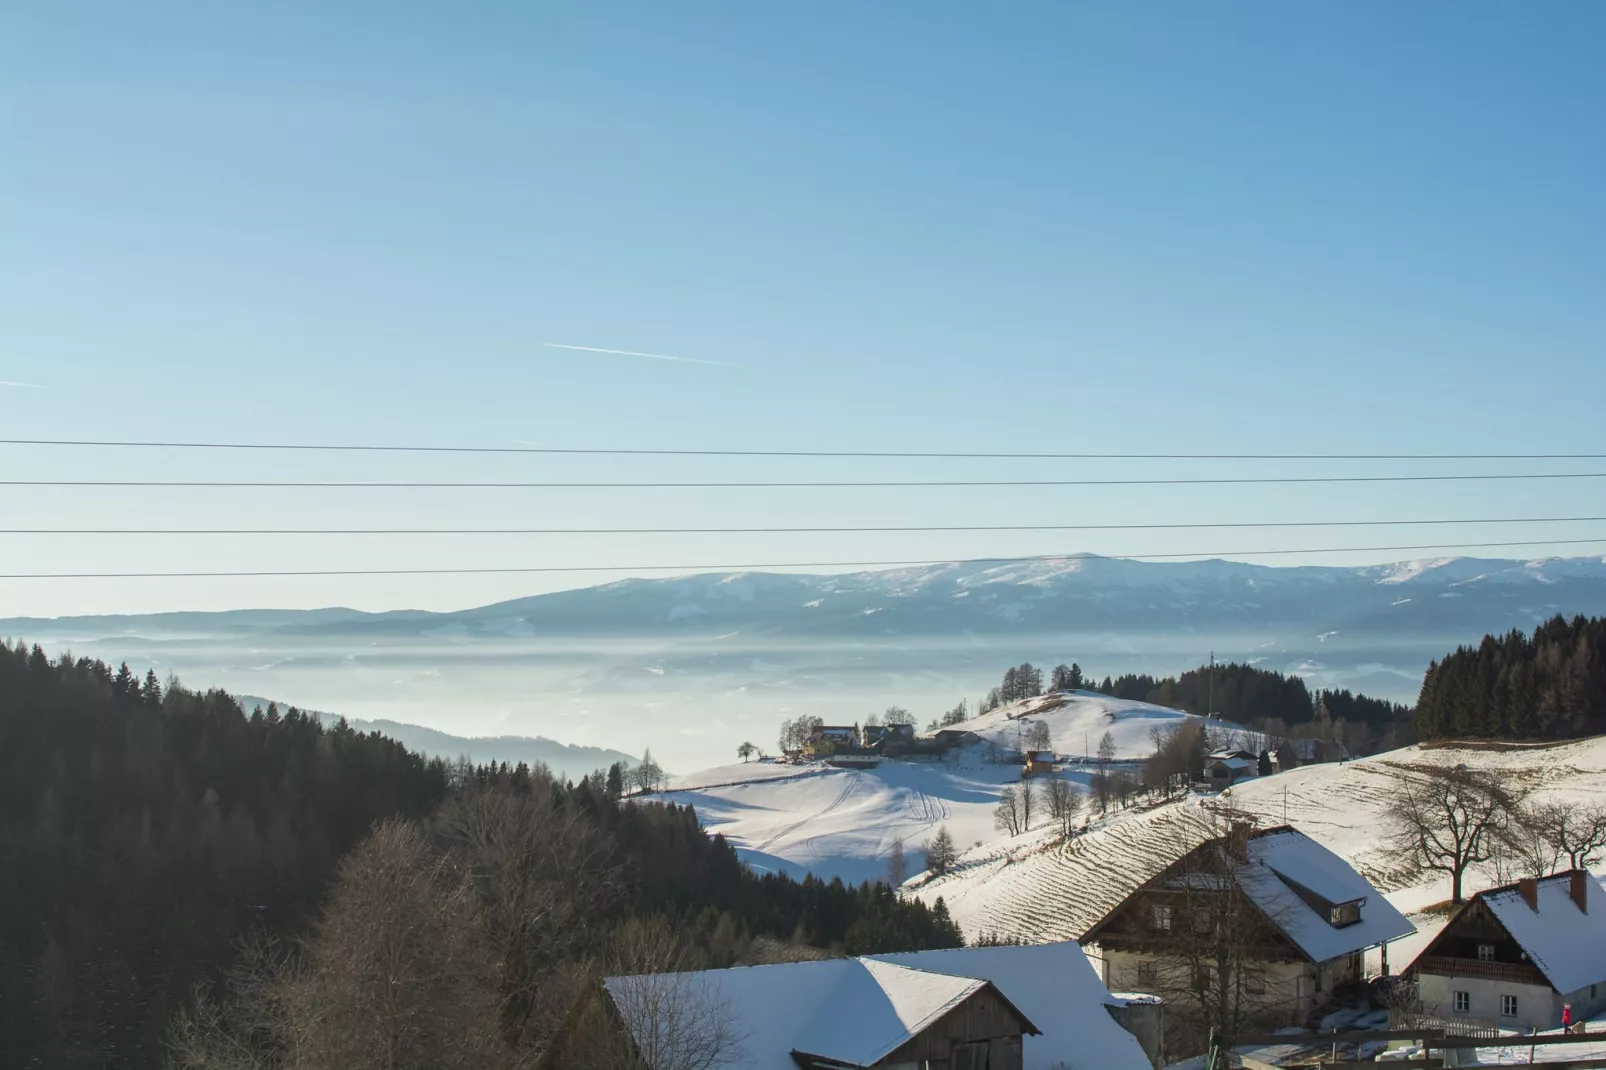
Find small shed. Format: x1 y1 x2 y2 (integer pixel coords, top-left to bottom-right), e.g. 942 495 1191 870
1022 751 1056 777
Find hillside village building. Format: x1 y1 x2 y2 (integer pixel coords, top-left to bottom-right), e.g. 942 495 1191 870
1084 824 1414 1028
1204 749 1258 788
1407 870 1606 1032
598 942 1156 1070
805 725 858 758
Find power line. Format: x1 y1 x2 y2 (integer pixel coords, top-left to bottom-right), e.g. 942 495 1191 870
6 472 1606 489
4 538 1604 579
4 437 1605 460
2 515 1603 536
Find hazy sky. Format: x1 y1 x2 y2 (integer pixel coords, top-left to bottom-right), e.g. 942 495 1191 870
4 1 1604 617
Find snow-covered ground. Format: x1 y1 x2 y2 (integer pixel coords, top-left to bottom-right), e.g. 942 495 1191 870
909 734 1606 960
656 691 1193 885
952 689 1207 760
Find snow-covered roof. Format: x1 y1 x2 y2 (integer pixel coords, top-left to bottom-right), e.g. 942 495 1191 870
867 942 1153 1070
1027 750 1055 762
1481 872 1606 995
1208 756 1256 772
604 955 1040 1070
1239 827 1416 963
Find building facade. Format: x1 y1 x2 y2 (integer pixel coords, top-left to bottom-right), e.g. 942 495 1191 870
1409 870 1606 1033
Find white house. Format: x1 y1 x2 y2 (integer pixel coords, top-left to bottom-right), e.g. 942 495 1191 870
1409 870 1606 1032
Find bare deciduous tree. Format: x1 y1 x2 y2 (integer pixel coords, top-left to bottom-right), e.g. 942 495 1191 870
559 918 747 1070
437 782 621 1051
994 786 1022 836
736 742 756 763
1024 720 1053 753
1505 800 1606 876
1388 764 1525 903
1042 776 1084 837
632 750 666 794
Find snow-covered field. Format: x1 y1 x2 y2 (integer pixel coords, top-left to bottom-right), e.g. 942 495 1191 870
656 691 1194 885
908 734 1606 964
662 690 1606 978
951 688 1209 760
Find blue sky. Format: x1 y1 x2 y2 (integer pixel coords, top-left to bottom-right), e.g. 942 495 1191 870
3 1 1604 615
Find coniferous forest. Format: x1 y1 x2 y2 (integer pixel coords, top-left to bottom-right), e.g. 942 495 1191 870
0 641 959 1069
1414 614 1606 741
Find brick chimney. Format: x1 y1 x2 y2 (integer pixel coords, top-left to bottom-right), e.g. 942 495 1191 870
1519 877 1539 912
1573 870 1590 914
1227 822 1252 864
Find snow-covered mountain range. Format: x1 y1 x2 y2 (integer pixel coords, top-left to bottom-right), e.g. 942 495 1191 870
6 555 1605 771
10 553 1605 641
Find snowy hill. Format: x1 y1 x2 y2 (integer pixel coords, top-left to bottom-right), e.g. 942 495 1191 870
954 689 1206 760
906 735 1606 963
654 692 1197 885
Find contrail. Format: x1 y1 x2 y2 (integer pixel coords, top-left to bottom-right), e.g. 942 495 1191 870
0 380 43 388
542 342 737 367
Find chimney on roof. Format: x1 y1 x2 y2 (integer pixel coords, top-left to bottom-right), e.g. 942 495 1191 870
1228 822 1251 864
1519 877 1540 912
1573 870 1590 914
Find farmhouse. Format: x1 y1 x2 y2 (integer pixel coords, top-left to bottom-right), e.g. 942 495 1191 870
1204 749 1258 788
1084 824 1414 1028
1407 870 1606 1032
598 942 1155 1070
805 725 858 758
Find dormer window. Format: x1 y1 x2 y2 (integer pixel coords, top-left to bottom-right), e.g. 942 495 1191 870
1327 900 1362 928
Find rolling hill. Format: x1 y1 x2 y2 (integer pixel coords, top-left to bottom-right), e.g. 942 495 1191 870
655 692 1196 884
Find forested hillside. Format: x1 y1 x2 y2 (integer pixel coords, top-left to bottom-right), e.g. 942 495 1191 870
0 640 958 1069
0 640 450 1067
1415 614 1606 740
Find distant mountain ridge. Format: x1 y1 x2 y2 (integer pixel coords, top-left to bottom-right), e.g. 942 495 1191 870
11 553 1606 641
10 555 1606 769
231 695 638 778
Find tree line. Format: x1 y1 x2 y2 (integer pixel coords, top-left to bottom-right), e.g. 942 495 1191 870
1414 614 1606 741
0 640 959 1069
961 657 1411 756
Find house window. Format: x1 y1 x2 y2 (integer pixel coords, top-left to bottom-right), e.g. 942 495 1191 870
1328 901 1362 928
1246 969 1267 996
1477 944 1495 962
1501 994 1518 1018
1453 991 1471 1014
1196 965 1213 990
1152 904 1174 931
1137 961 1157 988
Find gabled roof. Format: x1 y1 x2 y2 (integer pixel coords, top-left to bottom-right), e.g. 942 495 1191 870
1238 827 1416 962
604 954 1048 1070
1477 872 1606 994
1027 750 1056 762
1208 756 1256 772
1081 825 1413 964
866 943 1153 1070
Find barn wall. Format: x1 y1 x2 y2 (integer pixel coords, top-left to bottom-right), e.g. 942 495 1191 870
877 986 1028 1070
